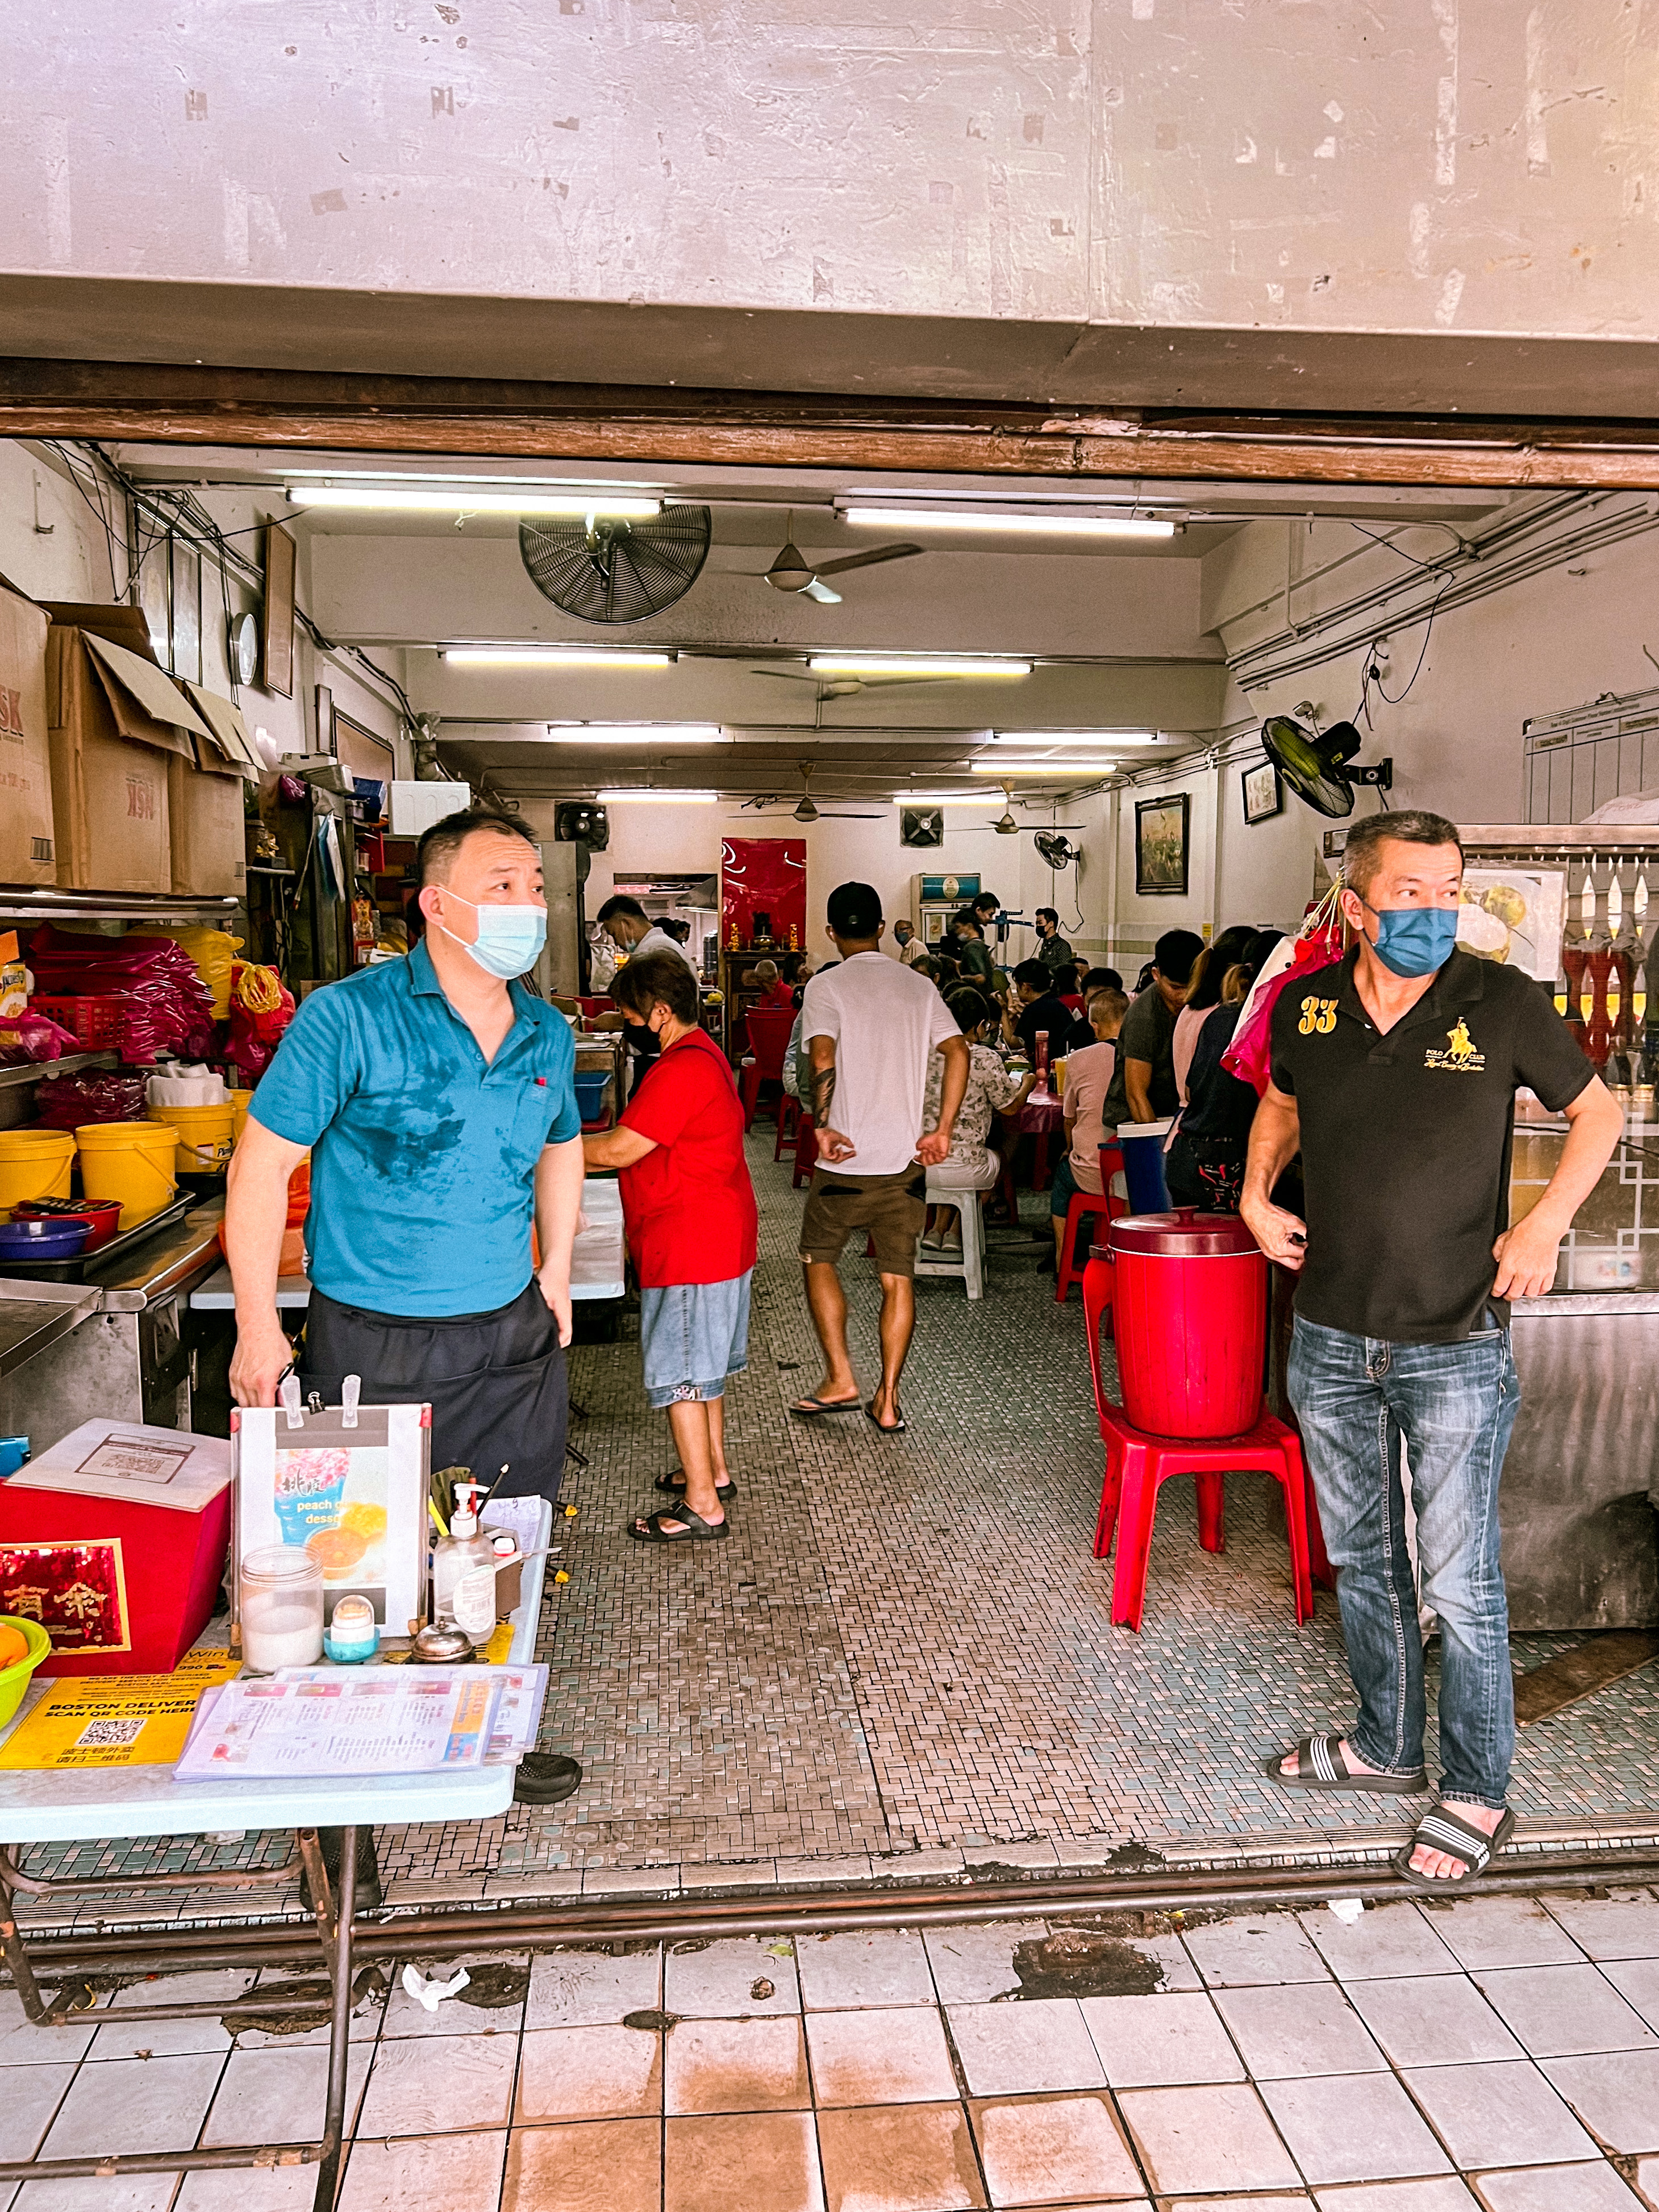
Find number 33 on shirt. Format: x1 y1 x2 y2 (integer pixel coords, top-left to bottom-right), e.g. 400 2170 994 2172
1298 998 1338 1036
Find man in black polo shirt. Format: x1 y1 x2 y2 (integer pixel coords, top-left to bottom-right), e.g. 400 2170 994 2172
1241 811 1620 1890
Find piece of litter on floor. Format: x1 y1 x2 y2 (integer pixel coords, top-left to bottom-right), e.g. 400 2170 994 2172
401 1963 471 2011
1326 1897 1365 1924
554 1570 569 1583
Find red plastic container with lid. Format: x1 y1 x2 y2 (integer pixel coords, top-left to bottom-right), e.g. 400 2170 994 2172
1106 1207 1268 1438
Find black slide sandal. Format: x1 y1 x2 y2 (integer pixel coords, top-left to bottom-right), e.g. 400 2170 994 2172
628 1505 731 1544
655 1472 737 1501
1261 1733 1429 1796
1393 1805 1515 1892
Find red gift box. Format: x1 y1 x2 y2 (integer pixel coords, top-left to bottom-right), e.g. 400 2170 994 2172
0 1422 232 1677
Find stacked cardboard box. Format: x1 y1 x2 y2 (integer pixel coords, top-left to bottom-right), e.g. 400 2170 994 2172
0 577 57 887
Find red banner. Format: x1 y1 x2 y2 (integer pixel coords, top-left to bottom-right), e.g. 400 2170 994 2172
720 837 806 951
0 1540 131 1655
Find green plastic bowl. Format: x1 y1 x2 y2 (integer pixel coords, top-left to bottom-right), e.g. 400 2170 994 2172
0 1616 52 1727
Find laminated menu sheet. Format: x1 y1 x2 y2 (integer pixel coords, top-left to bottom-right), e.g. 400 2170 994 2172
173 1667 499 1781
277 1663 548 1767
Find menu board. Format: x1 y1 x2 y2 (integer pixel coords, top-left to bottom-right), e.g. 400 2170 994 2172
175 1667 498 1781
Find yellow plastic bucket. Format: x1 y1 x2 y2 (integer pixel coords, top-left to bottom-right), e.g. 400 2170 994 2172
149 1102 236 1178
0 1130 76 1214
76 1121 178 1230
230 1090 253 1145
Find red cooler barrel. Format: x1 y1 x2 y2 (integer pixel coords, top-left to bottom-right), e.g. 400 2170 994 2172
1107 1208 1268 1438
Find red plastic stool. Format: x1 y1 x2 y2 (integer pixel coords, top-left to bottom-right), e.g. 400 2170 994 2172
1056 1147 1126 1304
1081 1253 1116 1430
1093 1403 1315 1632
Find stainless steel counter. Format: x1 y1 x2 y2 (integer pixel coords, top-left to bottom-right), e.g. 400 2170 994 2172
0 1197 229 1454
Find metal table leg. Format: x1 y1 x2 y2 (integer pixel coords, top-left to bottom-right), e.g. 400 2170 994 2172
0 1826 366 2196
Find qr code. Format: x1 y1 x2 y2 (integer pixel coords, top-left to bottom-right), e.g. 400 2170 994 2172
74 1717 145 1749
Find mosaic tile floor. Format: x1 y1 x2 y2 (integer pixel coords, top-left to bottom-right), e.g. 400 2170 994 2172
15 1129 1659 1922
11 1889 1659 2208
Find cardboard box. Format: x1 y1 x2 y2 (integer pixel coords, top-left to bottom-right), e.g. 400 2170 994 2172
0 579 56 886
170 683 256 896
45 622 206 894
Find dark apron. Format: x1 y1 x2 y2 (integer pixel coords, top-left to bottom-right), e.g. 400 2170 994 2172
299 1279 568 1503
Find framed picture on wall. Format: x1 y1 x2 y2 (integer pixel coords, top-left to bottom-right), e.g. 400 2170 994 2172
169 535 202 685
1241 759 1283 825
1134 793 1190 895
134 528 170 665
261 522 297 698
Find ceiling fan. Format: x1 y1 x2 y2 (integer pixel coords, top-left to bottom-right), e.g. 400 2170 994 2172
742 513 924 604
737 765 886 821
749 667 957 702
955 781 1085 837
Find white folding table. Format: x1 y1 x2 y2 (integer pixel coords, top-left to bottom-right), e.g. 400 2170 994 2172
0 1502 551 2210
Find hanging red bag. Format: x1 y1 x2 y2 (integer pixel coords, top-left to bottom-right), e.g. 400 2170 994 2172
1222 885 1347 1097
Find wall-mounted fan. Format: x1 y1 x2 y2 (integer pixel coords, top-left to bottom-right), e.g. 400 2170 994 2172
519 507 711 623
1034 831 1079 870
1261 713 1393 820
740 514 924 604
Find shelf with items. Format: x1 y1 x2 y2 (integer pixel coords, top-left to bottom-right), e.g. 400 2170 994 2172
0 1049 119 1092
0 886 241 928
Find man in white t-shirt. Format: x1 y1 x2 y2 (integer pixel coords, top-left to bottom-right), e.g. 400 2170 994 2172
793 883 969 1434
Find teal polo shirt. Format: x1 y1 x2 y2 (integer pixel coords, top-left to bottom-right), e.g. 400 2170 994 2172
250 941 581 1317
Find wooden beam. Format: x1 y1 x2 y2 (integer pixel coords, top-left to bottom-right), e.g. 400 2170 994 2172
5 358 1659 488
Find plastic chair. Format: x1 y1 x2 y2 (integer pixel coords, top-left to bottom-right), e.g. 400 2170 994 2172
792 1114 818 1188
914 1167 991 1300
1093 1402 1315 1632
739 1007 794 1129
774 1094 801 1159
1056 1145 1126 1304
1082 1253 1115 1428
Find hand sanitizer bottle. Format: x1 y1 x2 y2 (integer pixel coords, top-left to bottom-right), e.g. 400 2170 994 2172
432 1480 495 1633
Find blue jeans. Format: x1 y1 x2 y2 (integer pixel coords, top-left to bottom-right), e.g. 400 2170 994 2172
1287 1313 1520 1811
639 1272 752 1410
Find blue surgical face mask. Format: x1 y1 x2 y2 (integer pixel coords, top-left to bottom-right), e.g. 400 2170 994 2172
438 893 547 979
1363 898 1460 979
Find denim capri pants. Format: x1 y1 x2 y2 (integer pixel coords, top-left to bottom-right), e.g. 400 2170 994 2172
639 1270 753 1410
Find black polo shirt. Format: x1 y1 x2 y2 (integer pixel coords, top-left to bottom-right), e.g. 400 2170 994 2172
1270 946 1591 1343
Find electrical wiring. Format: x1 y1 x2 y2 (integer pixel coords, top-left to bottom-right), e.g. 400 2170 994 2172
1364 574 1453 708
1345 519 1463 579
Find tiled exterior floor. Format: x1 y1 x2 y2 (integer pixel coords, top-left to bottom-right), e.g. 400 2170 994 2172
12 1890 1659 2207
15 1125 1659 1924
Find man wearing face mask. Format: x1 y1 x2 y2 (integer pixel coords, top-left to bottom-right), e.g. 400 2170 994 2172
1242 809 1620 1893
226 808 585 1514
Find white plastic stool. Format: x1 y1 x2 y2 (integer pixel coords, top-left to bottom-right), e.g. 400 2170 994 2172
915 1162 991 1300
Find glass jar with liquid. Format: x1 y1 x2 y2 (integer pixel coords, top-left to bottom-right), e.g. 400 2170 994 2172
239 1545 324 1672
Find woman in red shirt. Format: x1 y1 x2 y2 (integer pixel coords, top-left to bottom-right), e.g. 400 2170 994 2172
583 951 759 1541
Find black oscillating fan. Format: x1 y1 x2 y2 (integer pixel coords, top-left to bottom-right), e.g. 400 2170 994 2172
519 507 712 624
1261 715 1393 820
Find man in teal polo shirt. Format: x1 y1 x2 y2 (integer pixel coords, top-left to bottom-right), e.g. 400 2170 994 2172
226 808 585 1509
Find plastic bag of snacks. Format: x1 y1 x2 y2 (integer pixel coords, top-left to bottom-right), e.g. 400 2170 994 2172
228 961 295 1082
35 1070 149 1127
26 926 216 1062
0 1011 81 1065
128 927 243 1021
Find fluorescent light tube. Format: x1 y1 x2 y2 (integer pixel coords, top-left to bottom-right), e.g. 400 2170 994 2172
970 759 1117 775
989 729 1164 746
897 794 986 806
441 647 674 667
289 487 661 517
806 656 1032 679
540 726 727 744
841 507 1176 540
596 790 719 804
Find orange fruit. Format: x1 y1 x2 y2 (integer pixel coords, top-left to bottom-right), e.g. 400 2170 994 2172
0 1624 30 1670
339 1501 387 1542
305 1527 369 1579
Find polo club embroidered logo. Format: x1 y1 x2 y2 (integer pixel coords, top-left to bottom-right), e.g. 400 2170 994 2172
1297 997 1338 1036
1424 1016 1486 1073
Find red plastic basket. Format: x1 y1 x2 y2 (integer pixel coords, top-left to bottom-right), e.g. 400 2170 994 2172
27 995 130 1048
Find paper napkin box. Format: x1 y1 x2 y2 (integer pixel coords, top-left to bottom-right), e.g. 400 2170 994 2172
0 1421 232 1677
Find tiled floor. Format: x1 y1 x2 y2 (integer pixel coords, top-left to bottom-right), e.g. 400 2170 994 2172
10 1894 1659 2207
15 1129 1659 1928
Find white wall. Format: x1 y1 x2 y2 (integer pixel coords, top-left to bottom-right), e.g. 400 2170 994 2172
1103 496 1659 958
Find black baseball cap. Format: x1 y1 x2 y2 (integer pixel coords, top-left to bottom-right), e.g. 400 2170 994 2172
828 881 882 937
